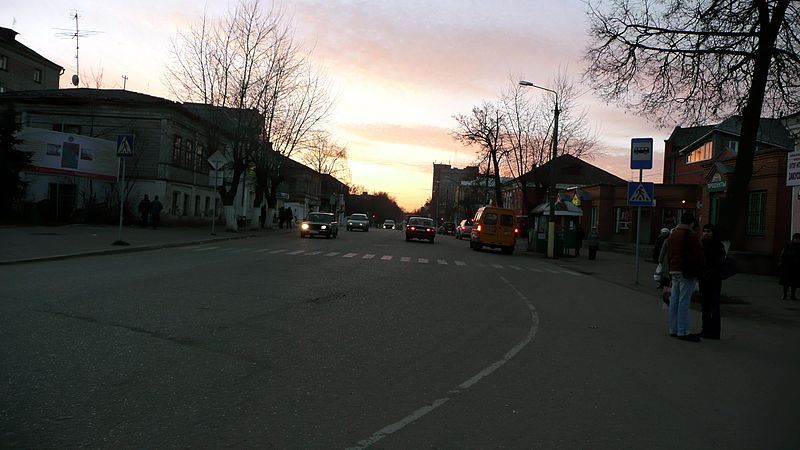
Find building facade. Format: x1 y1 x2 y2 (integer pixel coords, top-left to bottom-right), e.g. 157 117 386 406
0 28 62 93
431 163 479 224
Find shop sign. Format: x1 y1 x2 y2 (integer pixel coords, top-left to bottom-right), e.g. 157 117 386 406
787 151 800 187
707 173 727 192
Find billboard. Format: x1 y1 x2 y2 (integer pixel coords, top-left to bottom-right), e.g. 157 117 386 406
17 128 118 181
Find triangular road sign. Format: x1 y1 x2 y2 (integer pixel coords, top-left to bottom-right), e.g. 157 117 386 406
630 184 651 202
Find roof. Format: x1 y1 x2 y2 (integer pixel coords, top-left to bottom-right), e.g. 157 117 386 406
516 154 626 187
666 125 715 149
0 88 178 106
674 116 793 155
0 27 63 70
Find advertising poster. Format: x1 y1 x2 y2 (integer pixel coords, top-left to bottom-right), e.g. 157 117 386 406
16 128 118 181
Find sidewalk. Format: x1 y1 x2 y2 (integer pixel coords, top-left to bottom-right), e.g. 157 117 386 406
0 223 288 265
521 244 800 328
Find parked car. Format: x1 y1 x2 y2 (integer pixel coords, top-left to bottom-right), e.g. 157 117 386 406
455 219 473 240
438 221 456 235
383 219 396 229
470 206 518 254
347 213 370 231
405 216 436 243
300 212 338 238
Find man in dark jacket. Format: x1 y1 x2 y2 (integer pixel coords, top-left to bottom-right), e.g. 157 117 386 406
699 223 725 339
150 196 163 230
138 195 151 228
666 212 705 342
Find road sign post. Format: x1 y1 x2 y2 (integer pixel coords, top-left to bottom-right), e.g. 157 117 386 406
113 135 135 246
630 138 654 284
207 151 227 235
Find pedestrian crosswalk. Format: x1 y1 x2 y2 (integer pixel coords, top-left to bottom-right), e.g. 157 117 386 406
180 245 584 275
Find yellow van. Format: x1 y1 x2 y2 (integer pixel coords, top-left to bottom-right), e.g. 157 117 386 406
469 206 519 254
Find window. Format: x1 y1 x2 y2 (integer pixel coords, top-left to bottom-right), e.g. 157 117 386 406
194 143 205 173
0 55 7 71
500 215 514 226
33 69 42 83
615 207 631 233
52 124 82 134
727 140 739 154
184 139 194 168
171 191 180 215
484 213 498 225
172 136 182 164
746 191 767 236
687 141 713 164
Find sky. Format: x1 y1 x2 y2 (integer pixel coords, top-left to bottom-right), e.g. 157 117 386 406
6 0 669 211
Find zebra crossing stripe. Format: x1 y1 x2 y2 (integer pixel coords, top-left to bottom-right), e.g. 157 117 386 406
400 257 411 262
437 259 448 265
418 258 429 264
381 255 393 261
508 265 522 270
454 261 467 266
362 254 375 259
325 252 341 257
254 248 271 253
492 264 504 269
269 249 288 254
306 251 323 256
562 269 582 276
342 253 357 258
287 250 305 255
545 268 561 274
194 246 219 251
526 267 542 272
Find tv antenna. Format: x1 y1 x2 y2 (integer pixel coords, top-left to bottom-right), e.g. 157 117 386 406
55 11 101 87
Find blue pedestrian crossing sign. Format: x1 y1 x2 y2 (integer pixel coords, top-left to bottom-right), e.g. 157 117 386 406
116 134 135 157
627 182 654 207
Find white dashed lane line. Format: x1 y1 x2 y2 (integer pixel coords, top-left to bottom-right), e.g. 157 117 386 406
400 257 411 262
343 252 357 258
381 255 393 261
362 254 375 259
287 250 305 255
324 252 341 257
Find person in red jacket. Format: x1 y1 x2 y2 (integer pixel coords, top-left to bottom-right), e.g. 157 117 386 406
666 212 705 342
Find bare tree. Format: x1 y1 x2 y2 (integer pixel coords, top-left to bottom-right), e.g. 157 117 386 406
501 70 600 213
584 0 800 243
301 132 348 177
453 102 506 207
165 0 279 230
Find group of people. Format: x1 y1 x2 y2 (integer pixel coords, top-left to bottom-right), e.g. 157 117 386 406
278 207 295 229
137 195 163 229
656 212 726 342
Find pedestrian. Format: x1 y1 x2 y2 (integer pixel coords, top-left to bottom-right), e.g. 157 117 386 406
699 224 725 339
260 204 267 229
666 212 705 342
575 225 585 256
138 195 151 228
652 227 670 262
278 207 285 229
779 233 800 300
150 195 163 230
287 208 294 229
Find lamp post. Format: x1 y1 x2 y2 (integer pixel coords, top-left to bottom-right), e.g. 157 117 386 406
519 80 559 258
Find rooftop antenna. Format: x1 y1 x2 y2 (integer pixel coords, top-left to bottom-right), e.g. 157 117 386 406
55 11 101 87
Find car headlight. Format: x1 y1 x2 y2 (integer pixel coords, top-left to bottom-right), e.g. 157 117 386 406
348 222 353 226
321 225 327 230
301 223 309 230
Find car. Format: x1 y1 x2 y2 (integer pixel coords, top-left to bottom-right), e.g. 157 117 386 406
405 216 436 243
470 206 518 254
347 213 370 231
455 219 473 240
438 221 456 235
383 219 396 229
300 212 338 238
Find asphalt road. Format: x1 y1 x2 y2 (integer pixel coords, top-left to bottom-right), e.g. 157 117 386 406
1 228 799 448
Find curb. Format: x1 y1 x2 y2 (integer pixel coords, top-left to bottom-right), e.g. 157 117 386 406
0 233 259 266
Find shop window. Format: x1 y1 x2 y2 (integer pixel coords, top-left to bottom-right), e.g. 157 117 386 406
687 141 713 164
746 191 766 236
172 136 182 164
615 207 631 233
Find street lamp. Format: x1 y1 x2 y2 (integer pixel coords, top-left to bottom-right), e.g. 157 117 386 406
519 80 560 258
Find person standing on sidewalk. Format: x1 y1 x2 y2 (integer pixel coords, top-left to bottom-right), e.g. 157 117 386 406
779 233 800 300
138 195 151 228
150 195 163 230
259 204 267 229
666 212 705 342
699 224 724 339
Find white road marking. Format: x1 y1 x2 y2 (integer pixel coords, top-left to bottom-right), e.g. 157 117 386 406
545 268 561 274
508 265 522 271
491 264 504 269
233 248 251 253
562 269 583 276
418 258 429 264
287 250 305 255
254 248 271 253
362 254 375 259
526 267 542 272
400 257 411 262
476 263 486 268
454 261 467 266
349 275 539 449
343 253 358 258
305 251 323 256
437 259 448 265
193 246 219 251
381 255 393 261
324 252 341 257
269 249 288 254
